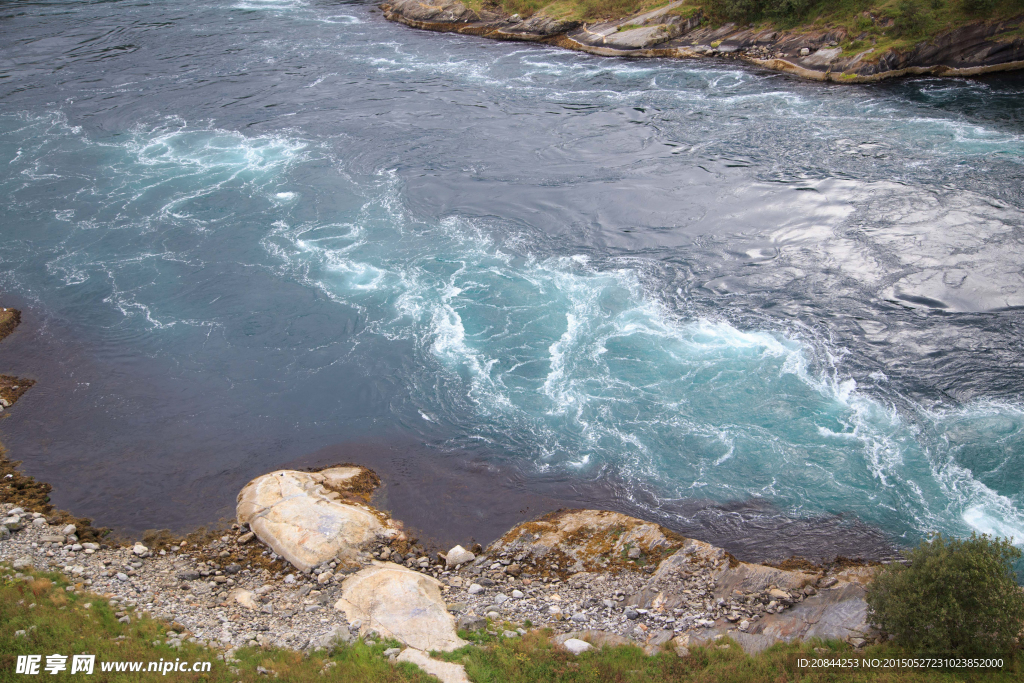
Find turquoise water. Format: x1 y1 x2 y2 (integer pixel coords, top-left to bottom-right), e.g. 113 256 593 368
1 0 1023 556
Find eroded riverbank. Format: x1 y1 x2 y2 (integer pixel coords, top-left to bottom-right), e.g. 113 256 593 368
382 0 1024 82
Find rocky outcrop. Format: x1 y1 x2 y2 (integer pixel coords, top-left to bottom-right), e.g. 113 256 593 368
381 0 1024 83
0 307 20 343
2 464 885 661
0 307 36 419
686 566 879 653
487 508 688 575
382 0 484 25
623 536 817 613
481 509 879 653
236 467 400 572
333 562 468 651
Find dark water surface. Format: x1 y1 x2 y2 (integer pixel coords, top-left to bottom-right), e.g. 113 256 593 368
2 0 1023 559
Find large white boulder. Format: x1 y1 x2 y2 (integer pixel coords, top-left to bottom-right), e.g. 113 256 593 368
334 562 468 652
236 467 395 572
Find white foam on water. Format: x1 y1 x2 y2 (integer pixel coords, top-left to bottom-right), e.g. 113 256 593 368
305 73 336 88
901 116 1024 156
233 0 307 11
316 15 362 25
963 506 1024 543
381 216 1024 547
2 113 308 329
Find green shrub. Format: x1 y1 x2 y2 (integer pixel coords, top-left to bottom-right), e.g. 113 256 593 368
866 534 1024 656
766 0 816 22
960 0 997 14
891 0 927 37
699 0 825 25
701 0 766 22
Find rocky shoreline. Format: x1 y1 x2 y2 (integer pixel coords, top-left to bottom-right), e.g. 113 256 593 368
381 0 1024 83
0 309 884 681
0 465 883 681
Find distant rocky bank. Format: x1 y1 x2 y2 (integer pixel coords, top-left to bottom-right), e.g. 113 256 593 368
381 0 1024 83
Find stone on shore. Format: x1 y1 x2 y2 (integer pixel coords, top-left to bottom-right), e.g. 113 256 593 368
445 544 475 569
231 589 259 610
457 614 486 631
562 638 593 655
395 649 470 683
333 562 467 652
236 467 395 572
552 630 633 649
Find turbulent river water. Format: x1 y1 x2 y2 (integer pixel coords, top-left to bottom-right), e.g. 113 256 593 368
2 0 1024 559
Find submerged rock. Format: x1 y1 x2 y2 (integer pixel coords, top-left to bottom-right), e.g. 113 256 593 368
236 467 397 572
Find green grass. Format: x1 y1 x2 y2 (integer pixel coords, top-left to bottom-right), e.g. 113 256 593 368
435 629 1023 683
2 562 1021 682
0 565 432 683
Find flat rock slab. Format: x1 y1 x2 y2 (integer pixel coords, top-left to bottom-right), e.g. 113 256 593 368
396 649 470 683
236 467 394 572
712 560 818 599
600 25 675 50
334 563 468 652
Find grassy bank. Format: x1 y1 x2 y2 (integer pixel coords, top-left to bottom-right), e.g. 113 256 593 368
2 562 1020 682
462 0 1024 57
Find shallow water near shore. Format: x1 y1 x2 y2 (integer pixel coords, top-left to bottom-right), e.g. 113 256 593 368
1 0 1023 560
